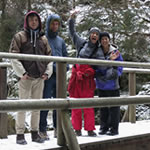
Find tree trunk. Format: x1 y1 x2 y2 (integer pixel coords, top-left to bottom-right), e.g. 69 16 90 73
27 0 31 11
73 0 75 8
1 0 7 20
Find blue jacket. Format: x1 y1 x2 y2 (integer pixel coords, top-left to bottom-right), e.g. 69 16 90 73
46 14 68 72
96 44 123 90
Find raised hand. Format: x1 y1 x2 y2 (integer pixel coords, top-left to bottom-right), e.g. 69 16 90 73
70 9 79 19
110 50 120 60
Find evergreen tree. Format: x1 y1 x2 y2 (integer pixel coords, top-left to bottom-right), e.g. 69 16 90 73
75 0 150 61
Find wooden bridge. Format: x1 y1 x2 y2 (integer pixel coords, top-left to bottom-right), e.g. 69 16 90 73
0 121 150 150
1 52 150 150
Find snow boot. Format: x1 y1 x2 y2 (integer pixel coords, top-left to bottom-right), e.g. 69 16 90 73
88 130 97 137
39 131 50 141
99 128 108 135
75 130 82 136
106 128 118 136
31 131 45 143
16 134 27 145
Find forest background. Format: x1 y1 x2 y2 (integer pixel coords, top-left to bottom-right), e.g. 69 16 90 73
0 0 150 93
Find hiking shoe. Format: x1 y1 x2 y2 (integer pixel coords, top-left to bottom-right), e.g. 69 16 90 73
88 130 97 137
31 131 45 143
106 129 118 136
75 130 82 136
39 131 50 141
54 128 57 138
99 129 108 135
16 134 27 145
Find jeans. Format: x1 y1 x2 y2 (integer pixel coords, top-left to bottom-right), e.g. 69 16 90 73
39 73 57 132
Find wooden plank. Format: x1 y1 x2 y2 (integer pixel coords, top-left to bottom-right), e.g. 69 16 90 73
44 133 150 150
0 67 8 138
128 73 136 123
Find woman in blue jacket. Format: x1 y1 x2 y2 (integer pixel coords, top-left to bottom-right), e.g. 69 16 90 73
96 32 123 136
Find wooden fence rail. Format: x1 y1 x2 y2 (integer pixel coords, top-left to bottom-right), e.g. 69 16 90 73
0 96 150 112
1 52 150 68
1 52 150 150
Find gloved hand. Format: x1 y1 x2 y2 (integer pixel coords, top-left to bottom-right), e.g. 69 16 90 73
84 68 95 77
105 67 118 80
76 71 83 80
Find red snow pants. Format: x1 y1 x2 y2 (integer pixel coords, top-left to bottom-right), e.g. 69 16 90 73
68 64 96 131
71 104 96 131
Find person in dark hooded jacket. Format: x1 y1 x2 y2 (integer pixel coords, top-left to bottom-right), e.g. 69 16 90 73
9 11 53 145
68 10 105 137
39 14 68 140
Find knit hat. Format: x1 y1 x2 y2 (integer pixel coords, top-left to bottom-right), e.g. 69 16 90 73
99 32 110 42
89 27 100 36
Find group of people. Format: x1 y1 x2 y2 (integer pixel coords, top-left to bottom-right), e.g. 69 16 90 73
9 10 123 145
68 11 123 137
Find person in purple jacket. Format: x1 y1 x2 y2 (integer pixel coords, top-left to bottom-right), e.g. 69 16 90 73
96 32 123 136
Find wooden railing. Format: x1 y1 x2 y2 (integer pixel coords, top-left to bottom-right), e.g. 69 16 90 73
1 52 150 150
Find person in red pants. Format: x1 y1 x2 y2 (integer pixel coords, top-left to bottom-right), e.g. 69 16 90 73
69 64 96 136
68 10 105 136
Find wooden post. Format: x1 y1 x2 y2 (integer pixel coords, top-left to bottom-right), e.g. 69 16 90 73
128 73 136 123
0 67 8 138
56 62 80 149
61 110 80 150
56 62 66 146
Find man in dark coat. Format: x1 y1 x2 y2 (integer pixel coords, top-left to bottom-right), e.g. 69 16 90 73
9 11 53 145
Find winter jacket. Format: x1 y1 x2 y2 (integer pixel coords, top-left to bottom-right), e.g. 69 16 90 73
95 44 123 90
9 11 52 78
69 18 105 60
68 18 106 97
46 14 68 73
68 64 96 98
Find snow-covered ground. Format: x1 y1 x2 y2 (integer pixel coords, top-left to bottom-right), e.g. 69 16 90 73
1 120 150 150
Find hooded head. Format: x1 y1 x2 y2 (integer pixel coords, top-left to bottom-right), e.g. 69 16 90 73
24 11 42 47
24 11 42 31
89 27 100 44
46 14 61 38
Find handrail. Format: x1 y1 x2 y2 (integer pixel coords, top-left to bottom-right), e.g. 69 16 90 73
1 52 150 68
0 62 11 68
123 68 150 74
1 61 150 74
0 96 150 112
